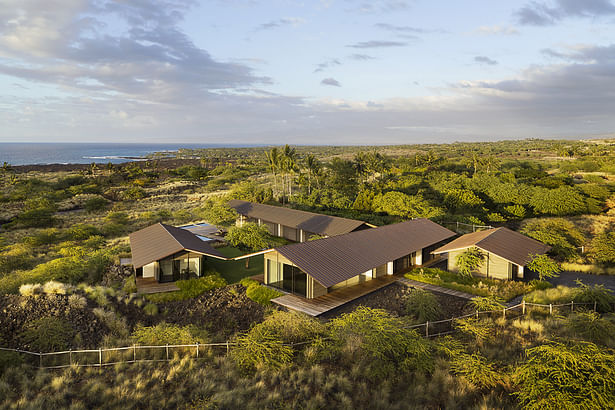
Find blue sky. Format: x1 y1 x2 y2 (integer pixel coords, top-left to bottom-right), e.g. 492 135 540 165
1 0 615 144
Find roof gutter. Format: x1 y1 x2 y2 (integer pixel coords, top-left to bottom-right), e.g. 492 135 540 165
231 248 276 261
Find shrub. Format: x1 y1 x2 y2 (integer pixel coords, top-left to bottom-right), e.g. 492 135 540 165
20 317 75 352
589 232 615 265
514 341 615 410
0 243 34 275
455 247 485 277
122 276 137 294
450 353 505 389
84 196 109 213
143 303 159 316
467 296 505 312
42 281 68 295
328 307 432 377
454 318 495 344
122 187 147 200
19 283 43 296
523 285 578 305
146 275 227 303
405 289 442 322
245 283 282 306
521 218 584 261
67 294 87 309
131 323 208 345
232 327 294 373
0 351 23 374
93 308 129 338
572 280 615 313
564 311 615 346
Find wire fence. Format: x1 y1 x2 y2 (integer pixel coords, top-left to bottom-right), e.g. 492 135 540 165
0 300 606 369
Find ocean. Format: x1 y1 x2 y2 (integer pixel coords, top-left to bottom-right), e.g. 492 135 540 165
0 143 249 166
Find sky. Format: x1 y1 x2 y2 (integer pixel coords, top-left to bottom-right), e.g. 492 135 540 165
1 0 615 145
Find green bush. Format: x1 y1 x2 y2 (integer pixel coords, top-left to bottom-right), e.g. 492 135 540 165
467 296 505 312
589 232 615 265
122 187 147 200
20 317 75 352
143 303 159 316
145 274 227 303
328 306 432 378
131 323 208 345
514 341 615 410
523 285 578 305
450 353 506 389
405 289 442 322
122 276 137 294
564 311 615 347
232 327 294 373
245 284 282 306
84 196 109 213
0 351 23 373
573 280 615 313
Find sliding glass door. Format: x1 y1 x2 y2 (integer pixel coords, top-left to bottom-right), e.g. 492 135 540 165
268 261 307 297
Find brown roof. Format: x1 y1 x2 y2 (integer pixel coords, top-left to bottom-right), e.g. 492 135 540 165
228 200 371 237
275 219 456 288
129 223 226 269
432 227 551 266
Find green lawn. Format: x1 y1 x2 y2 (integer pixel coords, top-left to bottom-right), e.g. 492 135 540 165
205 246 264 284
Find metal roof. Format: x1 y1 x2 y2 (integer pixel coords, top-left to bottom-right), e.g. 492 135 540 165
228 200 371 237
129 223 226 269
274 219 456 288
432 227 551 266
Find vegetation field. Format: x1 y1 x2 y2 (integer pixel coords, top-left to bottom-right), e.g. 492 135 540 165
1 138 615 408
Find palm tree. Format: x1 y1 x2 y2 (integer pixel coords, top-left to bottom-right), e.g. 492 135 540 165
282 145 298 201
265 148 281 198
304 154 321 195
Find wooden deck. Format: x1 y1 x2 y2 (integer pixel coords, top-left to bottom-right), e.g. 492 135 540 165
136 277 180 294
271 276 399 317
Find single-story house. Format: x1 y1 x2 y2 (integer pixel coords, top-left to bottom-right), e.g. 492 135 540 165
228 199 373 242
262 219 456 298
129 223 227 283
432 227 551 280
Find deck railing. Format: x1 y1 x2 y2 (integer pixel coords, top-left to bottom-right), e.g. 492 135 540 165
0 300 607 369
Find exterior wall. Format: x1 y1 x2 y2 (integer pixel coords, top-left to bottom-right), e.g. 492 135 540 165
310 277 327 298
446 248 522 280
143 262 158 279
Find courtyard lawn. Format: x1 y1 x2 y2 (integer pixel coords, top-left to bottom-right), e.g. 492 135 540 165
206 246 264 284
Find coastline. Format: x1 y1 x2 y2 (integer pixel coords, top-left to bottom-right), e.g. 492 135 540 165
9 158 201 174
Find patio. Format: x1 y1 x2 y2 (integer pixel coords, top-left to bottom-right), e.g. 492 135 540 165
136 277 180 294
271 275 399 317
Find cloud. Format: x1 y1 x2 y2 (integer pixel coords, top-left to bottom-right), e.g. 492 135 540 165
321 78 341 87
348 53 376 60
476 25 519 35
255 17 305 31
344 0 412 13
515 0 615 25
474 56 498 65
314 58 341 73
347 40 407 48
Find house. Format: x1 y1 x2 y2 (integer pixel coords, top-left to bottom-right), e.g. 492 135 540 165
262 219 456 299
228 199 373 242
129 223 227 283
431 227 551 280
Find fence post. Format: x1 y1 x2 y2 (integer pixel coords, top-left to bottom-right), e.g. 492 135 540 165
196 342 199 358
69 349 72 366
166 344 169 360
39 352 42 369
425 321 429 337
503 308 506 319
476 310 479 319
549 304 553 315
571 301 574 312
456 221 459 231
226 341 230 355
99 348 102 368
594 301 597 312
522 300 526 315
133 344 136 362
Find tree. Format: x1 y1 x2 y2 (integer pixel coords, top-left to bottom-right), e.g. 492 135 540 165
521 218 585 261
303 154 321 195
530 186 586 216
265 148 281 198
198 199 238 226
226 223 270 268
526 254 561 281
374 191 444 219
455 247 485 277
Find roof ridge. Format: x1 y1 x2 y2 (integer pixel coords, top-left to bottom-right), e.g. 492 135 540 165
230 199 367 224
159 223 189 249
